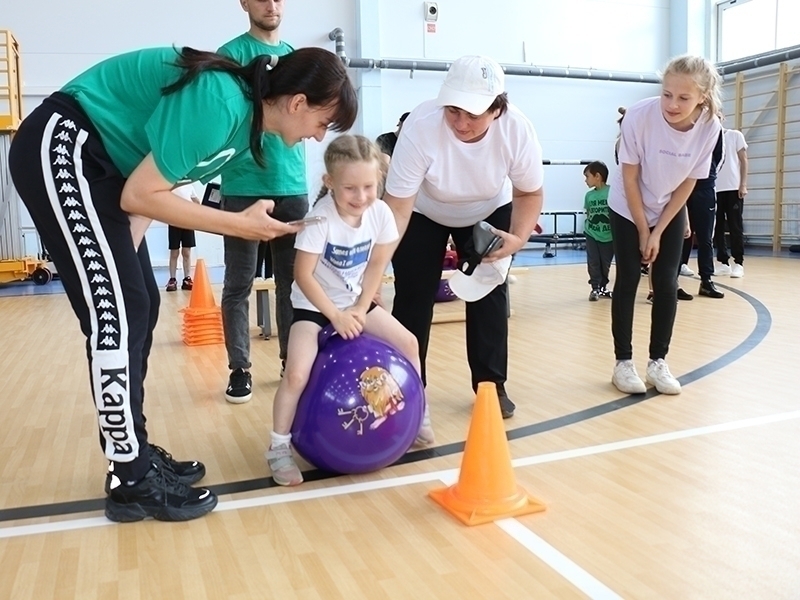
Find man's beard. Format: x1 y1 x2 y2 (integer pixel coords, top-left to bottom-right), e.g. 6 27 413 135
254 17 281 32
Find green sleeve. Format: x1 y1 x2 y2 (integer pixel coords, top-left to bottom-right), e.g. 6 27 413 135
144 81 243 183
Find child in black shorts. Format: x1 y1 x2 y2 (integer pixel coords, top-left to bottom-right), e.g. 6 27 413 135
166 185 201 291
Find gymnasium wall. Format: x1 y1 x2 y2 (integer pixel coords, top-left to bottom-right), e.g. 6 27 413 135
3 0 683 266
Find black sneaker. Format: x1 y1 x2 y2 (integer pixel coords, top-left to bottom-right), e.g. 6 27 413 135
181 276 193 291
149 444 205 484
699 280 724 299
497 386 515 419
105 463 217 523
598 287 612 299
588 288 600 302
225 368 252 404
677 288 694 301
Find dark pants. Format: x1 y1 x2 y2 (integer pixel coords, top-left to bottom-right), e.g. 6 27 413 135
585 235 614 289
610 208 686 361
680 187 716 280
714 190 745 265
391 204 511 390
256 241 273 278
8 93 156 482
221 195 308 368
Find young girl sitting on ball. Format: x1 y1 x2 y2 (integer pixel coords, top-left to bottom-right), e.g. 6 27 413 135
268 135 435 486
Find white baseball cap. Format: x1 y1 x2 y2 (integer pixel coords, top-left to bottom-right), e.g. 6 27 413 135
436 55 505 116
448 256 512 302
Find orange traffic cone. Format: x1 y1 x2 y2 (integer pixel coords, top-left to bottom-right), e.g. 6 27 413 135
429 382 546 525
181 258 224 346
187 258 217 312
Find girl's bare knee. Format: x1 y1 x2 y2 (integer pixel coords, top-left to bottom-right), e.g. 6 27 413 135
284 369 309 393
402 332 419 359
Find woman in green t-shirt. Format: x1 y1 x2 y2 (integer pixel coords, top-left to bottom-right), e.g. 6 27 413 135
7 45 356 524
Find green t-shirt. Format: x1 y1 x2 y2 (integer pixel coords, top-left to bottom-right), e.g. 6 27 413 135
61 47 254 185
584 186 612 243
217 34 307 197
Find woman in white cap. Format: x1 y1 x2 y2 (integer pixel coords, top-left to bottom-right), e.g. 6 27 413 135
383 55 544 418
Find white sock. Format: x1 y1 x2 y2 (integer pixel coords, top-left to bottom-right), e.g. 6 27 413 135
271 431 292 449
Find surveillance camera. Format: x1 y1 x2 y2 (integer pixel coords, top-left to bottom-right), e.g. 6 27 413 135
424 2 439 21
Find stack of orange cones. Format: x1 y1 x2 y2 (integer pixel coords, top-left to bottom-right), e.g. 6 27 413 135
429 382 546 525
180 258 224 346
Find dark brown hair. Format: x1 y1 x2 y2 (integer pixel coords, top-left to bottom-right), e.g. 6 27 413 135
488 92 509 118
583 160 609 182
162 47 357 166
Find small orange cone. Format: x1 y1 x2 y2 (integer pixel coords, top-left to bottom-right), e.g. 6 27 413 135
187 258 217 311
180 258 224 346
429 382 546 525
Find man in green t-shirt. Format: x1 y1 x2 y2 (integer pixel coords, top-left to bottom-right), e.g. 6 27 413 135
583 161 614 301
218 0 309 404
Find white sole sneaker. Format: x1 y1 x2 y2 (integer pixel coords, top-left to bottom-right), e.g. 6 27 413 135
646 359 681 395
612 360 647 394
714 264 731 276
267 444 304 486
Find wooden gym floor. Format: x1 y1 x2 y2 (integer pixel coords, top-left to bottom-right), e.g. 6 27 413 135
0 256 798 599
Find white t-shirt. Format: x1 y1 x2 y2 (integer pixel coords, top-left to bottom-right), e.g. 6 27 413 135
291 195 399 312
608 97 722 227
716 129 748 192
172 184 197 201
385 99 544 227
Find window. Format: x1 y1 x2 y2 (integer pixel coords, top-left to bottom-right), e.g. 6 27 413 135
716 0 800 62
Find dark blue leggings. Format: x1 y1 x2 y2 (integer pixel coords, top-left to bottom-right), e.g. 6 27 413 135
610 208 686 361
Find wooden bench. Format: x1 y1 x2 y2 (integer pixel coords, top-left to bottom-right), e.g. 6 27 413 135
252 268 526 339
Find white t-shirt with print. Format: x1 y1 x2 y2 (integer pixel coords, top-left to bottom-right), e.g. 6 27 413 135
608 97 722 227
385 99 544 228
716 129 748 192
291 195 399 312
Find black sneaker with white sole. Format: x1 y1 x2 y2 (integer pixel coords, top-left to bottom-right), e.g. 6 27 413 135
225 368 252 404
104 463 217 523
105 445 205 493
149 444 205 484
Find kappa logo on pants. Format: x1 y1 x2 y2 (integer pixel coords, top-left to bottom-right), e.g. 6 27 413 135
48 117 122 351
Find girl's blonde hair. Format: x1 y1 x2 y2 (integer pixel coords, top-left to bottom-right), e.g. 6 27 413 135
662 55 722 122
315 135 388 203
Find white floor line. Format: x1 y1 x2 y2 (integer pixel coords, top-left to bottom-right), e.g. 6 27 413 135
511 409 800 469
2 408 799 540
497 519 623 600
0 516 111 539
218 470 458 513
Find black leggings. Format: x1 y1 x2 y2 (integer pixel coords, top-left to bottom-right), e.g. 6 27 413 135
610 208 686 361
8 93 157 482
680 186 715 279
391 204 511 389
714 190 745 265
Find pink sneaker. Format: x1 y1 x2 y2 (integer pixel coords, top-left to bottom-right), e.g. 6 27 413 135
266 444 303 486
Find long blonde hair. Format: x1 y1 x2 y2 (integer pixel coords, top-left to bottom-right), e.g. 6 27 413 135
315 135 388 204
662 55 722 122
